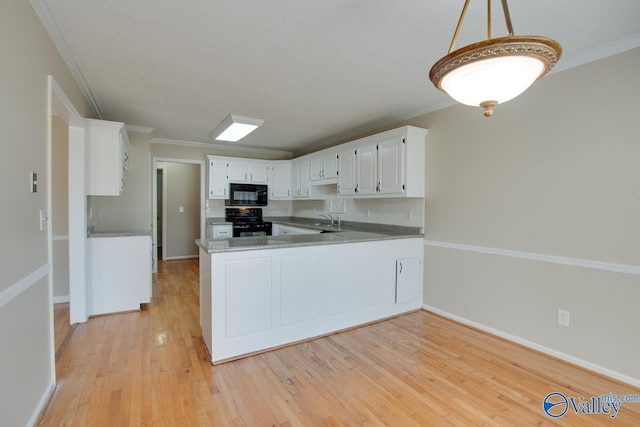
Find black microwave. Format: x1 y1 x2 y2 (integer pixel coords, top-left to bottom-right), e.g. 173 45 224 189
226 183 268 206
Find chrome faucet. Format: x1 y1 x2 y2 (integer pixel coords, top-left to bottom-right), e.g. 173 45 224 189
319 213 334 226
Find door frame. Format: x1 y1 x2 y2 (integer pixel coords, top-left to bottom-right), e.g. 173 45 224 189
47 76 88 327
151 157 205 272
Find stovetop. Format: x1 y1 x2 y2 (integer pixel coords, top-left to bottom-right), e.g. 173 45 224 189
225 208 265 223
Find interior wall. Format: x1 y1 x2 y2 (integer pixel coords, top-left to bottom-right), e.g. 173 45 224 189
410 48 640 381
161 162 200 259
0 1 92 425
87 130 151 232
51 115 69 300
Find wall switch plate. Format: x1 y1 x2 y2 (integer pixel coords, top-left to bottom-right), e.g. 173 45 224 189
557 309 570 327
31 172 38 193
39 209 48 231
179 206 184 213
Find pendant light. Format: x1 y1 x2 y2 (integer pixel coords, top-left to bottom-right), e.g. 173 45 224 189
429 0 562 117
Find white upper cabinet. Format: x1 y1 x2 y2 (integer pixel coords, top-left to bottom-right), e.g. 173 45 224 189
355 141 377 195
309 149 338 182
208 159 228 199
270 162 292 200
247 162 269 183
87 118 129 196
377 135 404 194
225 160 269 183
292 159 311 199
349 126 427 198
337 147 356 196
226 161 248 182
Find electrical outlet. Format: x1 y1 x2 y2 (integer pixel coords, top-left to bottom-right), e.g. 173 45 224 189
557 309 570 327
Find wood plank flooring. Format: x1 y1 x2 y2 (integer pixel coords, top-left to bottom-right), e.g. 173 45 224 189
39 259 640 426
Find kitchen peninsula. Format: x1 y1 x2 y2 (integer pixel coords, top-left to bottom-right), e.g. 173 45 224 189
197 221 424 364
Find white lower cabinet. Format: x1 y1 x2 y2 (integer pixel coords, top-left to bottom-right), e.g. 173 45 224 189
280 253 319 326
200 238 423 363
224 258 272 338
87 235 151 316
396 257 422 304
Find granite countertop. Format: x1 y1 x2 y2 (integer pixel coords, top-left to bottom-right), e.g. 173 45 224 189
88 230 152 238
197 218 423 253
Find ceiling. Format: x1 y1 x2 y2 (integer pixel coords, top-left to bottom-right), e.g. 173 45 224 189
34 0 640 154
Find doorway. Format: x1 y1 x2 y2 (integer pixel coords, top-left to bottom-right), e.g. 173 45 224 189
156 167 165 261
152 158 205 272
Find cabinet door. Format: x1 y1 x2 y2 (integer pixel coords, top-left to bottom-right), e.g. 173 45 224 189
87 119 126 196
209 160 229 199
378 136 405 195
248 162 269 183
271 163 292 199
291 162 301 198
309 155 323 181
212 225 233 238
224 258 272 338
280 253 319 326
227 161 248 182
322 151 338 179
356 142 377 195
300 160 311 197
325 250 361 315
337 147 356 196
396 257 421 304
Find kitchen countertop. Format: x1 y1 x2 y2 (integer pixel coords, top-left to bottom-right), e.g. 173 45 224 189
88 230 152 238
197 219 423 253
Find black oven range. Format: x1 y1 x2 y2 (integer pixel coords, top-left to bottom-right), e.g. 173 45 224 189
225 208 272 237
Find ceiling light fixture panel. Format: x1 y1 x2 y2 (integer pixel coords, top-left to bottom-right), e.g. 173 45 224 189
210 114 265 142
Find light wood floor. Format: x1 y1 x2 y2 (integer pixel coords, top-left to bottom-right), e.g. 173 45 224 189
40 259 640 426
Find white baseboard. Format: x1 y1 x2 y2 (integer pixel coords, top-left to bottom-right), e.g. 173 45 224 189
164 255 198 261
53 295 69 304
423 304 640 389
28 379 55 427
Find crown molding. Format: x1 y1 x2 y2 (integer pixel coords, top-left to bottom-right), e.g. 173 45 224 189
293 98 452 156
552 32 640 74
125 125 154 135
30 0 102 119
150 137 292 158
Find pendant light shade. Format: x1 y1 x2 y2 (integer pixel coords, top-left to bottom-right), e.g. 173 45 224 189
429 0 562 117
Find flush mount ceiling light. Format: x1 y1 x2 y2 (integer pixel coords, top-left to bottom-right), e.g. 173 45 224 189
210 114 265 142
429 0 562 117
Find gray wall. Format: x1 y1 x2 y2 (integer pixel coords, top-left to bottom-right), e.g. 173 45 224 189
160 162 201 259
0 1 92 425
413 49 639 381
52 115 69 299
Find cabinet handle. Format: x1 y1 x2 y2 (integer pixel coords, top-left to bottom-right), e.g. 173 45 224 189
376 182 380 193
355 184 358 193
287 190 290 196
399 262 403 273
250 173 253 180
